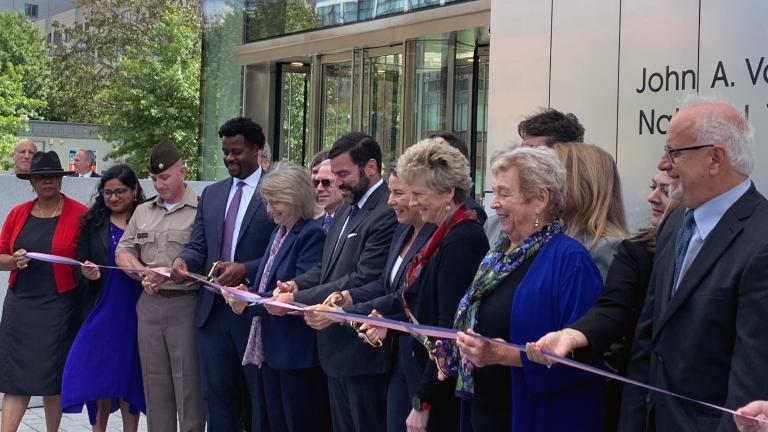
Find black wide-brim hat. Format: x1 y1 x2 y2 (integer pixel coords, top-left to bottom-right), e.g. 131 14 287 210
16 151 75 179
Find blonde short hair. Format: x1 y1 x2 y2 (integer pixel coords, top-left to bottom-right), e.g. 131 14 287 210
258 161 316 220
397 138 472 203
491 146 566 220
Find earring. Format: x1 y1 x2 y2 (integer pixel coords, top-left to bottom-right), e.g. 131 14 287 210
534 214 540 229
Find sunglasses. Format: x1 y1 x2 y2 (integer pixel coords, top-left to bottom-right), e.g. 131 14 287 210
313 178 333 188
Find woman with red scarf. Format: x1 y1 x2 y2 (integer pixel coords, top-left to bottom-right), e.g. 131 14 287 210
362 138 489 432
0 151 87 432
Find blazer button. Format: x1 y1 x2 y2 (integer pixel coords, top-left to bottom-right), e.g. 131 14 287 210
654 352 663 363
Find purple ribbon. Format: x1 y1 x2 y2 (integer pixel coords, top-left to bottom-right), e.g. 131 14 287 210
21 251 766 424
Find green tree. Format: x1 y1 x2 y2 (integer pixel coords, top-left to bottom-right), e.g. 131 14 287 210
0 13 50 167
0 13 52 116
98 7 201 177
47 0 201 124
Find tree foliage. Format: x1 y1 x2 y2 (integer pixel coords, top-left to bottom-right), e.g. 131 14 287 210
0 13 50 168
98 7 201 177
47 0 195 122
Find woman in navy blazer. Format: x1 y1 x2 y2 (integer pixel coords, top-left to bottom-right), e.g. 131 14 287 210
224 162 331 432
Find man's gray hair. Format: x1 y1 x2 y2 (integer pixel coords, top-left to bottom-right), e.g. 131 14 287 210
79 148 96 166
681 97 754 176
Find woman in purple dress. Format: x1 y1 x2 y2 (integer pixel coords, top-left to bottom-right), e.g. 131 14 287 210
61 164 146 431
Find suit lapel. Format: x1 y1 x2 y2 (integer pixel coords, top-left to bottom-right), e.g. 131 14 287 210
321 203 350 281
393 224 436 289
653 188 759 339
212 178 233 260
236 179 266 247
98 222 109 259
324 183 388 281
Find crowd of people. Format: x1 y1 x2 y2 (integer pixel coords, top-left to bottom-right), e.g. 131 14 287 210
0 98 766 432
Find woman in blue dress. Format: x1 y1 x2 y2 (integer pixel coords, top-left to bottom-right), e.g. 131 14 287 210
61 164 146 431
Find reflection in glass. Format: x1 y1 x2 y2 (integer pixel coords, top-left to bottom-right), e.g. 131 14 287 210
363 54 402 171
200 3 245 180
245 0 468 42
279 65 311 166
412 39 449 142
321 62 353 148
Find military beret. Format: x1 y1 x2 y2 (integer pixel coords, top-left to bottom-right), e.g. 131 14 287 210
149 139 181 174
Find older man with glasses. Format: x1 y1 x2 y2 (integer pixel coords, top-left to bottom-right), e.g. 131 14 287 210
620 99 768 432
314 159 344 232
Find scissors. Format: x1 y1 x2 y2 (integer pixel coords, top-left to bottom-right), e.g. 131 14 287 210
322 292 383 348
404 323 450 376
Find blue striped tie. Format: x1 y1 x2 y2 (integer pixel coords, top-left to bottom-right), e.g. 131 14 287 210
672 211 696 295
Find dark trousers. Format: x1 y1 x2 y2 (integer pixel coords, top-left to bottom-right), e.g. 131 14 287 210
327 374 388 432
386 359 411 432
197 296 267 432
261 364 331 432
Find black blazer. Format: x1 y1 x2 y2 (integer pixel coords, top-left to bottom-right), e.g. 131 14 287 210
177 176 275 327
69 172 101 177
75 217 109 318
344 223 436 318
293 182 398 377
403 219 489 403
620 184 768 432
570 237 654 357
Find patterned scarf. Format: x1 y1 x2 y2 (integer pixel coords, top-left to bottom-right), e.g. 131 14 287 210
402 204 477 323
448 219 563 398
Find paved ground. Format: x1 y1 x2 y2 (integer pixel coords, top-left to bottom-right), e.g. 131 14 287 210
17 406 148 431
0 277 148 431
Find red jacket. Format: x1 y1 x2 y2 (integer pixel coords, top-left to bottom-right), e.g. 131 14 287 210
0 195 87 293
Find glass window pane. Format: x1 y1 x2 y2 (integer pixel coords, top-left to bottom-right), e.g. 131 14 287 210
363 53 402 169
321 62 353 149
279 69 311 165
412 39 448 143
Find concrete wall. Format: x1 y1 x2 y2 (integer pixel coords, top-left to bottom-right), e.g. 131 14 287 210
488 0 768 228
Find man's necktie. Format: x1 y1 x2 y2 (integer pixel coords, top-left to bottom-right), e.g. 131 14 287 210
220 181 245 262
322 213 333 233
672 210 696 295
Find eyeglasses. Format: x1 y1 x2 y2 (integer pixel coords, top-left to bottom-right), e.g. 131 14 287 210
664 144 714 163
101 187 130 199
312 178 333 188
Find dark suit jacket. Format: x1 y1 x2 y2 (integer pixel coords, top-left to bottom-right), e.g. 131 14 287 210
250 219 325 370
177 176 275 327
293 182 398 377
69 172 101 177
620 184 768 432
74 217 109 319
570 237 654 357
344 223 436 318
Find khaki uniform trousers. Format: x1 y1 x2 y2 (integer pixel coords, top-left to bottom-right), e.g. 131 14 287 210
137 291 205 432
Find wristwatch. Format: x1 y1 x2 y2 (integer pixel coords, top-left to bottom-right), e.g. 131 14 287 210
411 396 431 412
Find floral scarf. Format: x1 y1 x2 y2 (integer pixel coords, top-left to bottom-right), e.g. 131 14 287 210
448 219 563 398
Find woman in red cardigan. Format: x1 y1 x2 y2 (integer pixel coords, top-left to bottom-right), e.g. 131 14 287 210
0 151 87 432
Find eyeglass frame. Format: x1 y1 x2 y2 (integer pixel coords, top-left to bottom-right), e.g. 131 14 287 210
101 187 131 199
663 144 714 163
312 178 333 188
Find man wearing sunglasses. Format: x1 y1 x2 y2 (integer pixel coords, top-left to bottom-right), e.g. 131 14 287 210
314 159 344 233
620 99 768 432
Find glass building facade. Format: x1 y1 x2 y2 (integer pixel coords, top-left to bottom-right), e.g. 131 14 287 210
200 0 489 194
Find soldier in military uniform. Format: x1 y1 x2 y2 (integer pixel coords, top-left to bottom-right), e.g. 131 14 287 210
115 140 205 431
